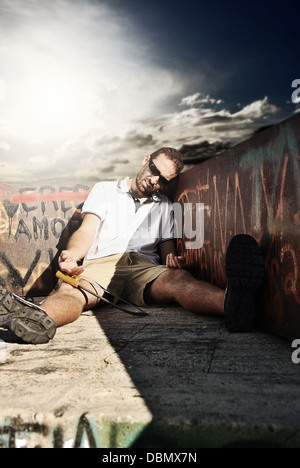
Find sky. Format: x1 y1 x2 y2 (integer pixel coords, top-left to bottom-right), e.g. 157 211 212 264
0 0 299 182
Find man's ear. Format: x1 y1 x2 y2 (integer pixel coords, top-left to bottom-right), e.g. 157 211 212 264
143 154 150 166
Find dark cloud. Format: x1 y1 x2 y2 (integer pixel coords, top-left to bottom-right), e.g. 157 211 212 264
179 140 231 165
124 130 157 148
100 164 115 174
96 136 121 147
111 158 130 164
0 0 294 183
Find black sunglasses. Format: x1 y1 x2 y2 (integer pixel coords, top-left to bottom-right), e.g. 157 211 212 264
148 156 172 186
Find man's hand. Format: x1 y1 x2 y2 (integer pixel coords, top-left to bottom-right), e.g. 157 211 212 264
166 253 187 269
58 250 84 276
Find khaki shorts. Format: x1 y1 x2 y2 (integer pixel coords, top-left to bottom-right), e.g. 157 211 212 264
82 253 168 307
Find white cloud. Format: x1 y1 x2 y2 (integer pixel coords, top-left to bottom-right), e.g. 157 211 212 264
0 141 10 151
3 1 182 136
0 0 184 181
50 94 280 180
0 0 282 183
180 93 223 107
232 96 278 119
134 95 280 150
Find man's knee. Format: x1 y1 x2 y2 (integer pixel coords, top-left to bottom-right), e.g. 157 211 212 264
57 279 77 294
56 279 87 303
147 268 193 304
164 268 192 285
56 277 102 309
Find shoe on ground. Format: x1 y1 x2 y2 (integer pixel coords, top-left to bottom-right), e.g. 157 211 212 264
0 279 56 344
224 234 265 333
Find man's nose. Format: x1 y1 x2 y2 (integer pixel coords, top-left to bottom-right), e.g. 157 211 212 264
150 175 160 185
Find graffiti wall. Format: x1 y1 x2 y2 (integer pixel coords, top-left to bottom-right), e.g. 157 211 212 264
174 113 300 340
0 181 93 296
0 114 299 339
0 413 145 448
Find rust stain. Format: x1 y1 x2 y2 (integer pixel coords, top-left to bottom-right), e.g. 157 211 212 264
174 114 300 340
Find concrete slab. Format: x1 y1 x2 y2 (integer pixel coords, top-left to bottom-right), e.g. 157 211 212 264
0 304 299 448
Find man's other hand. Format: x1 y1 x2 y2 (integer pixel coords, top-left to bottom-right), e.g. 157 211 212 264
166 253 187 269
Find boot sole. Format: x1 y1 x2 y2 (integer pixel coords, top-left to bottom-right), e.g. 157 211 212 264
225 234 265 332
0 282 56 344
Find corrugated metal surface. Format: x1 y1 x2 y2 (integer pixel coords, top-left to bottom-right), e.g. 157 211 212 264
174 113 300 340
0 181 93 296
0 114 299 340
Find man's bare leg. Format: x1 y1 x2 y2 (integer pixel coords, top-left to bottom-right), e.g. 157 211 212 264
41 278 102 327
144 269 225 316
145 235 265 333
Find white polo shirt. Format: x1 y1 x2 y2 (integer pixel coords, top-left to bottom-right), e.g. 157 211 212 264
82 178 174 264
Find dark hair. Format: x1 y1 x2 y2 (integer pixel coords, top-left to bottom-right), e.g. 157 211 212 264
150 147 184 174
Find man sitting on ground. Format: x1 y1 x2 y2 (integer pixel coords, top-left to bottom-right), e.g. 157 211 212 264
0 147 264 344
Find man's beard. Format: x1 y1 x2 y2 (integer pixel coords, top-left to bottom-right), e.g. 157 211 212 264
135 170 154 197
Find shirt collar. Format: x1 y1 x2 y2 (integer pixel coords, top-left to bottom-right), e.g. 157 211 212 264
117 177 162 202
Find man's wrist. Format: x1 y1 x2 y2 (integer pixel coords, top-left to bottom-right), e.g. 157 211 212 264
63 250 82 263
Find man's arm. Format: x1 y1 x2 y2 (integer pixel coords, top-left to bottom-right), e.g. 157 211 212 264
158 239 186 269
58 213 99 276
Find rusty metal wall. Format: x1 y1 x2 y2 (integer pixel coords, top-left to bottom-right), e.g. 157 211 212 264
0 181 94 296
174 113 300 340
0 114 299 340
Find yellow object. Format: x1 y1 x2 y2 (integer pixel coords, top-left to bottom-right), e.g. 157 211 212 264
55 269 148 317
56 271 80 288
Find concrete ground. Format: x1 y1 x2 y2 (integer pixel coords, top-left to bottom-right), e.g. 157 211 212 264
0 303 299 448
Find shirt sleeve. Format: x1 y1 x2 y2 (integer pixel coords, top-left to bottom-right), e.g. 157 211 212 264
81 182 107 220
